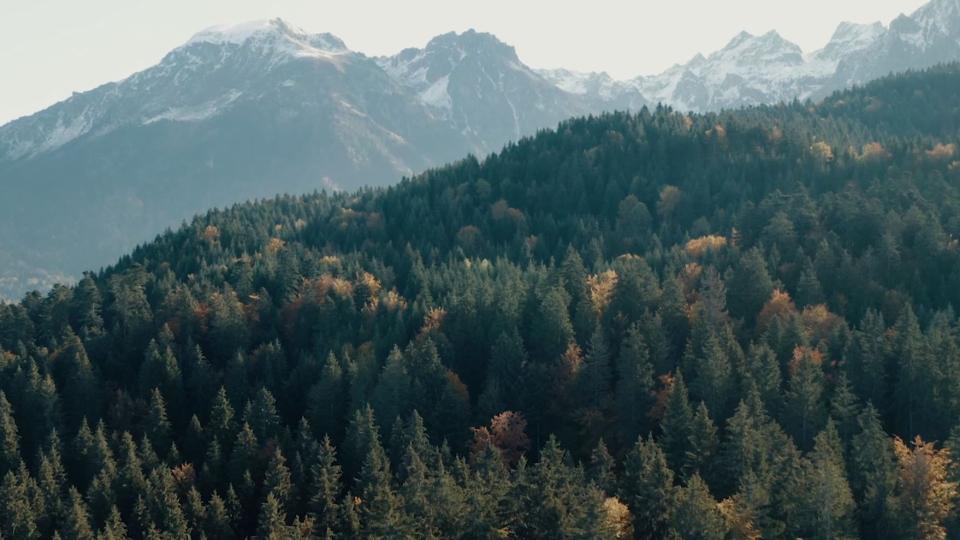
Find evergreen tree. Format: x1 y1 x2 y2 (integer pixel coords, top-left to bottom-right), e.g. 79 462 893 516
357 425 407 537
256 493 287 540
829 373 860 447
482 328 528 414
243 388 281 442
727 247 774 324
37 433 68 535
370 348 412 437
399 445 437 536
793 421 856 539
344 405 380 482
660 371 694 472
691 332 733 421
183 487 206 536
743 342 782 415
228 423 259 491
61 487 94 540
263 447 293 512
0 468 40 540
578 325 612 409
183 414 205 466
53 332 98 432
208 386 236 444
0 391 20 476
138 340 183 413
615 323 655 446
670 474 727 540
845 310 888 414
530 286 574 362
620 436 676 538
684 401 719 483
98 507 128 540
308 435 342 537
850 404 896 539
143 467 189 538
892 308 935 438
784 348 826 449
204 492 235 540
308 352 345 439
589 439 616 495
795 263 825 307
144 388 171 454
517 436 610 539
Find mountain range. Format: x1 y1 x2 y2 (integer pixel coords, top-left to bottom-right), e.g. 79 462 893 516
2 0 960 300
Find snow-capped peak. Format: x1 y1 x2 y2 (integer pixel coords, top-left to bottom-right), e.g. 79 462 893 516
911 0 960 34
376 29 533 114
184 18 348 56
815 21 885 61
724 31 755 49
686 53 708 68
717 30 802 58
537 68 611 95
187 19 295 46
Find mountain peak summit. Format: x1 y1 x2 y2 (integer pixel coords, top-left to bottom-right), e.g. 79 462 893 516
726 31 756 48
188 18 299 45
185 18 348 53
422 29 519 61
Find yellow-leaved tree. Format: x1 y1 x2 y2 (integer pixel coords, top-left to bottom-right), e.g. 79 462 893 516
889 435 957 540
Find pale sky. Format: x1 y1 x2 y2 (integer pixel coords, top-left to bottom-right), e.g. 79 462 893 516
0 0 930 125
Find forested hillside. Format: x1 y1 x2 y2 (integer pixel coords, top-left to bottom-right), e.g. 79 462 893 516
2 65 960 538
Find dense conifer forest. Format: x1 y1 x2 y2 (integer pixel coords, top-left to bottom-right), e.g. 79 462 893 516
2 65 960 538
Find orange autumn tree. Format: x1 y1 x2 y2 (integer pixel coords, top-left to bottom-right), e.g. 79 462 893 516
470 411 530 466
890 436 957 540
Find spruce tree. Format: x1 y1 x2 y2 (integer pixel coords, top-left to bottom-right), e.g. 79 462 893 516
308 435 342 537
589 438 616 495
263 447 293 512
620 436 676 539
308 352 345 439
684 401 718 484
357 426 407 537
795 421 855 539
144 388 171 454
204 492 234 540
578 325 612 409
669 474 727 540
98 506 128 540
208 386 236 443
785 349 826 450
257 493 288 540
61 487 95 540
660 371 694 472
0 391 20 477
615 323 654 446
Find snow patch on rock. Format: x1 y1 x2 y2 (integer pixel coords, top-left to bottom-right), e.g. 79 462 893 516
143 90 243 125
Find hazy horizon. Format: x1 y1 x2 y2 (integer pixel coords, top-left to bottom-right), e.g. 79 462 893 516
0 0 929 125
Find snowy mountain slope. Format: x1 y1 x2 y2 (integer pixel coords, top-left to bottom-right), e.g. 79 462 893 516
628 30 816 110
829 0 960 94
375 30 595 150
630 0 960 108
536 68 648 111
0 20 470 299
